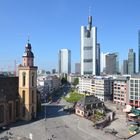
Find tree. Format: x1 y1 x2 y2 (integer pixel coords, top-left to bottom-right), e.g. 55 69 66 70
61 77 67 85
73 78 79 86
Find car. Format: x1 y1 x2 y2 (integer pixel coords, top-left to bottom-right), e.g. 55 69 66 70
0 126 10 131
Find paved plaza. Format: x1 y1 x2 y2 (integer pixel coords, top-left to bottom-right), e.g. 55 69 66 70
0 99 140 140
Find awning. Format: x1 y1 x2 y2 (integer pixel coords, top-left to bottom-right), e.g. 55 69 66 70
128 113 137 117
127 121 138 125
123 109 131 112
129 125 139 132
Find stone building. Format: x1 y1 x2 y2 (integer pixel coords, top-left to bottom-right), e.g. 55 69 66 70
0 76 19 127
18 41 37 121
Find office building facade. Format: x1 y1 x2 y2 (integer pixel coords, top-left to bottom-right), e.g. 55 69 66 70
113 77 129 110
75 63 81 75
80 16 97 75
123 60 128 74
106 53 117 75
96 43 100 75
129 76 140 107
59 49 71 74
100 52 109 74
128 49 136 74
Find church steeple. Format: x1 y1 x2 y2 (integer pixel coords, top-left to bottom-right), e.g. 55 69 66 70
22 40 34 67
18 39 38 121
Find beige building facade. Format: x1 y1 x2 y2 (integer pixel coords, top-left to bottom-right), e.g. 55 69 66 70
18 42 37 121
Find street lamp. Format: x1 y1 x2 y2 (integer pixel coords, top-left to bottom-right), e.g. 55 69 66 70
44 93 47 130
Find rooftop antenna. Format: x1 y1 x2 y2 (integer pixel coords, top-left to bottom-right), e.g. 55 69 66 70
27 34 30 43
89 6 91 16
88 6 92 29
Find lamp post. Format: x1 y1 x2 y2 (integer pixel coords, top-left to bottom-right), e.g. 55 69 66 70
45 93 47 130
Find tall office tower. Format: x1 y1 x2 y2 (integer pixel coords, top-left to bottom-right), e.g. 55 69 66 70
115 52 120 74
96 43 100 75
128 49 136 74
138 30 140 73
80 16 97 75
106 53 117 75
123 60 128 74
18 41 37 121
59 49 71 74
100 52 109 74
75 63 81 75
52 69 56 74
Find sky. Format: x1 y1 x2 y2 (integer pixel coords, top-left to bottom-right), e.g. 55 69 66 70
0 0 140 72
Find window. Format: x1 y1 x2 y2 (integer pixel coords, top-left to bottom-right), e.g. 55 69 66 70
22 72 26 86
0 105 4 123
32 73 34 87
22 90 25 103
16 101 19 118
84 59 93 62
84 46 92 50
9 103 12 121
32 90 34 103
22 106 25 117
77 110 80 114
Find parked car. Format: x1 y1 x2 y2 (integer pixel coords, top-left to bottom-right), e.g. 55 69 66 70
0 126 10 131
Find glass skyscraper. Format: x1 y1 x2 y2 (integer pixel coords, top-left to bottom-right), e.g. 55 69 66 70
128 49 136 74
58 49 71 74
80 16 98 75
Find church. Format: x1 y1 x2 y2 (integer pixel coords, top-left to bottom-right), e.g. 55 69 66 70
0 40 38 127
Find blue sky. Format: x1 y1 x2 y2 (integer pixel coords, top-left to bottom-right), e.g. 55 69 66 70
0 0 140 72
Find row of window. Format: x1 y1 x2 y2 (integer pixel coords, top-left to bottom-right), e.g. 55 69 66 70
22 90 35 104
0 102 19 123
22 72 35 87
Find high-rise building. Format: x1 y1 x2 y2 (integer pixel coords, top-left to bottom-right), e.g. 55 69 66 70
100 52 109 74
18 41 37 121
75 63 81 75
129 75 140 107
106 53 117 75
138 30 140 73
59 49 71 74
115 52 120 74
96 43 100 75
123 60 128 74
128 49 136 74
52 69 56 74
80 16 97 75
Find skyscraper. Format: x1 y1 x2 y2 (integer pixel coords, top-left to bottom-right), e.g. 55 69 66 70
138 30 140 73
75 63 81 75
123 60 128 74
106 53 117 75
128 49 136 74
59 49 71 74
115 52 120 74
80 16 97 75
96 43 100 75
100 52 109 74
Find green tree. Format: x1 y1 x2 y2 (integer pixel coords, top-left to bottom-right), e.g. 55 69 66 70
73 78 79 86
61 77 67 85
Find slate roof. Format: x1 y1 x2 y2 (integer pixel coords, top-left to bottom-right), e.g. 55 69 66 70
78 95 102 106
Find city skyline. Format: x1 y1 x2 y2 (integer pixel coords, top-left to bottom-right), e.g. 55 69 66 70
0 0 140 72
